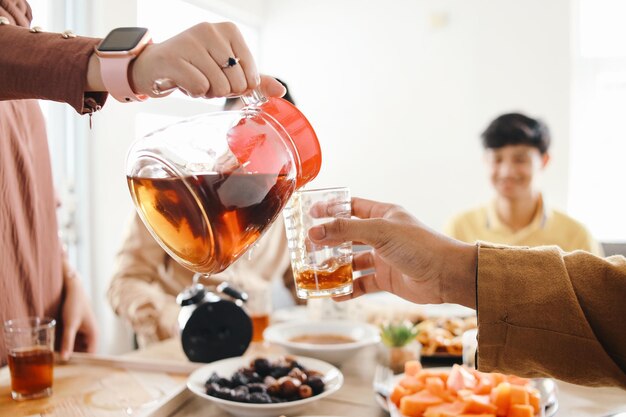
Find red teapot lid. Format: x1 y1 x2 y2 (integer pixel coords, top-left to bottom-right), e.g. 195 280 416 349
227 92 321 188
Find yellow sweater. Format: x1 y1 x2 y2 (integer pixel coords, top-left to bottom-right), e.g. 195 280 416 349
445 197 603 256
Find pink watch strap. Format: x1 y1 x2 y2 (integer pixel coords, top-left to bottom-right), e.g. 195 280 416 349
99 56 148 103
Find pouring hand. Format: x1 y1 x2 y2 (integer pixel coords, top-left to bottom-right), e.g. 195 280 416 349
88 22 286 100
308 197 477 309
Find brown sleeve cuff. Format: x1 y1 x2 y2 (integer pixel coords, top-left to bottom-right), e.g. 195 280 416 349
476 243 626 388
0 24 107 114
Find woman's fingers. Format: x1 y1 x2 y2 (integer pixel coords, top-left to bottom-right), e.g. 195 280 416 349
169 61 211 98
132 21 270 99
60 319 79 361
258 74 286 98
187 22 248 96
179 43 231 97
226 22 259 89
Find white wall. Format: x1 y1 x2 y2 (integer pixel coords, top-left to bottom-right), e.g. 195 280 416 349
260 0 572 229
80 0 572 353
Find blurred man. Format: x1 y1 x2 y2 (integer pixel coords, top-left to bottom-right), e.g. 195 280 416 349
446 112 602 255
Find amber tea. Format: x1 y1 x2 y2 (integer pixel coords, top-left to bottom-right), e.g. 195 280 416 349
250 314 270 343
294 261 353 295
7 346 53 399
128 172 295 274
3 317 55 401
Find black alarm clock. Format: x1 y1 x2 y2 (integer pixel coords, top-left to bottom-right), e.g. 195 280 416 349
177 282 252 363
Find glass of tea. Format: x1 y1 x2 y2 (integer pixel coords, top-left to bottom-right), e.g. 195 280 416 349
3 317 56 400
242 284 272 343
283 186 353 299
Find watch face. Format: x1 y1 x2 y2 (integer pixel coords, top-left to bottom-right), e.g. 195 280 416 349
98 27 149 52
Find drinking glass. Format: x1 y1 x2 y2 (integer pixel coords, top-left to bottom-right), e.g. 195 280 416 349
462 328 478 369
283 186 353 298
3 317 56 400
242 284 272 343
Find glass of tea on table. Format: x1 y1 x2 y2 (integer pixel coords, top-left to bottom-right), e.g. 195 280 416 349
3 317 55 400
283 186 353 299
242 284 272 343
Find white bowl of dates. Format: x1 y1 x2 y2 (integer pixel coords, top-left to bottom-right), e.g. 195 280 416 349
187 355 343 417
263 320 380 365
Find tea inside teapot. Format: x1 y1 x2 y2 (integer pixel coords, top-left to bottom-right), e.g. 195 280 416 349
128 171 294 274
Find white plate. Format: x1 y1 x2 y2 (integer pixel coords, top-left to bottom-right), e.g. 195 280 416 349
376 368 558 417
187 355 343 417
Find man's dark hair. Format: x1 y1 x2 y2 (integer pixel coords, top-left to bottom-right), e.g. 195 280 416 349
481 113 550 154
224 77 295 109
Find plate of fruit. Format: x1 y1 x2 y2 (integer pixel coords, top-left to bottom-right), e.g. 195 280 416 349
187 355 343 417
382 361 557 417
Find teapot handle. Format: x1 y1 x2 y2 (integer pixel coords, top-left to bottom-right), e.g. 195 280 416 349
151 78 178 96
151 79 268 107
240 89 268 108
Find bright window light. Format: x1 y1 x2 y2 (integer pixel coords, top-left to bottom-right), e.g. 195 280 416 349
28 0 49 28
569 1 626 241
579 0 626 58
569 75 626 240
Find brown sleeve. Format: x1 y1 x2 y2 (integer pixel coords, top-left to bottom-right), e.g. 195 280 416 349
477 243 626 388
0 24 106 114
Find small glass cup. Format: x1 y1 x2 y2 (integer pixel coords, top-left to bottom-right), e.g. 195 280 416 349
243 284 272 343
3 317 56 400
283 186 353 299
462 328 478 369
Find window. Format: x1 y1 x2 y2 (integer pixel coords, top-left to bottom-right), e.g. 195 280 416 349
28 1 84 264
569 0 626 241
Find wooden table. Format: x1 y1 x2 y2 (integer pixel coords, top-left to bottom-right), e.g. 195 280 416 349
1 338 625 416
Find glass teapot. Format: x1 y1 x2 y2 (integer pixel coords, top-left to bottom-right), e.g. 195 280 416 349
126 90 321 274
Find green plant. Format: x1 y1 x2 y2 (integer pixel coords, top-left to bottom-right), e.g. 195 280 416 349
380 321 418 347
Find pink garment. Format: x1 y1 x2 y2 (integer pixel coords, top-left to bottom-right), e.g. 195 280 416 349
0 100 63 365
0 0 105 364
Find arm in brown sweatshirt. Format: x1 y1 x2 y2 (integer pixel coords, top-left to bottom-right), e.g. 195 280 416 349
0 23 106 113
478 244 626 388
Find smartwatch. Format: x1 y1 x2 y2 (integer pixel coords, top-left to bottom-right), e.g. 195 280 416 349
95 27 152 103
